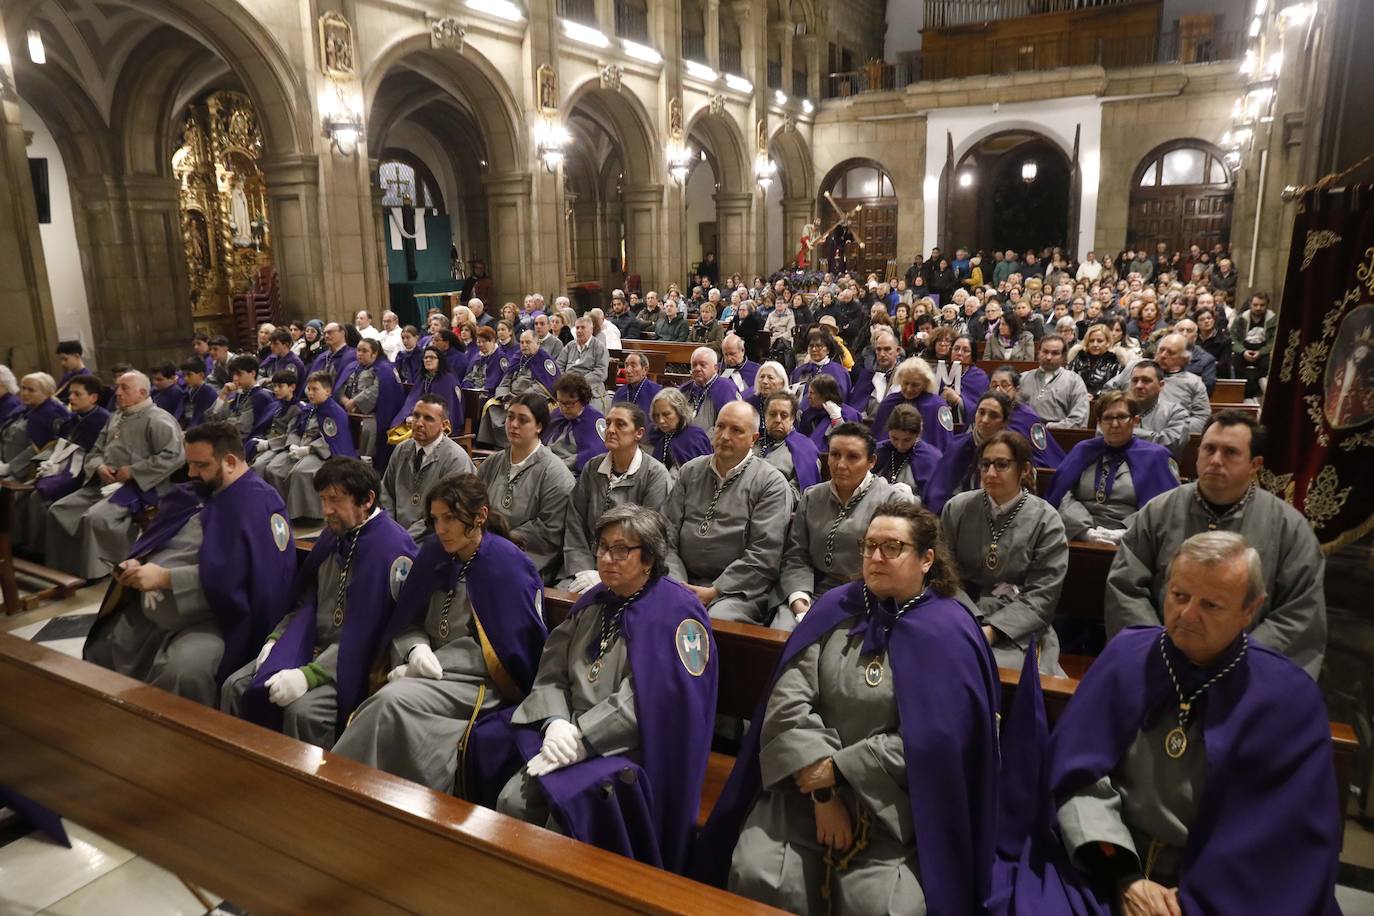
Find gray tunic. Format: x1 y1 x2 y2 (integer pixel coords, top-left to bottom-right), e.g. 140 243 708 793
754 437 819 499
1 404 63 478
729 624 926 915
1135 399 1191 457
1160 370 1211 435
219 550 349 749
340 365 382 458
665 455 795 623
539 334 565 360
1020 368 1090 428
1057 459 1177 540
262 407 334 520
46 402 185 580
205 389 261 442
1057 717 1206 885
250 401 301 474
1105 483 1326 677
561 450 673 580
332 577 519 793
496 599 638 828
380 436 475 539
556 338 610 404
941 490 1067 674
476 445 575 582
478 360 556 448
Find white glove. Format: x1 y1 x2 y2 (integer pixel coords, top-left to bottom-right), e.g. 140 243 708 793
141 590 165 611
385 664 409 683
251 438 269 452
527 718 587 776
289 445 309 459
266 668 309 707
405 644 444 680
254 639 276 672
1085 526 1126 545
0 462 9 477
99 482 122 498
823 401 844 422
36 460 59 478
569 569 601 594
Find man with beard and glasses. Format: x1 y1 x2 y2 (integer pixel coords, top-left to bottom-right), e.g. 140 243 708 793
82 423 296 706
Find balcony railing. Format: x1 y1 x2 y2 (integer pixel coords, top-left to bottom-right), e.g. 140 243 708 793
720 44 742 74
614 0 648 42
557 0 597 26
682 30 706 63
767 60 783 89
924 0 1139 30
822 29 1240 98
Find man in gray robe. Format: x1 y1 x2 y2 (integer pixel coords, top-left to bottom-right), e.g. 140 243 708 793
1106 411 1327 678
380 395 474 538
1105 334 1210 434
46 371 184 580
560 402 672 592
665 401 794 623
476 435 574 584
1019 336 1089 428
534 313 564 360
1128 361 1191 457
555 316 610 412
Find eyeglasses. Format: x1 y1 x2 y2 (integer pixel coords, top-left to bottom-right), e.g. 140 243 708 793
595 542 643 561
1100 414 1133 425
858 539 916 559
979 458 1016 472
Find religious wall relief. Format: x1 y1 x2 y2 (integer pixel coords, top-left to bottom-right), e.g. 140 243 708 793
172 90 273 336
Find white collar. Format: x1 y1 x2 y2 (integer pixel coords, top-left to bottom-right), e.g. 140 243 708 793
830 471 874 504
415 437 441 458
710 452 752 483
988 489 1024 516
508 442 542 471
599 447 643 479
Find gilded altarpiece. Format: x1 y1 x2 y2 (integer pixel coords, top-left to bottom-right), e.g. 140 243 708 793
171 91 273 335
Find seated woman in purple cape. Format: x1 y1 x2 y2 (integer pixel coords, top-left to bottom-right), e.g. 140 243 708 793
220 457 418 749
874 403 942 503
1009 532 1341 915
490 504 718 874
645 387 713 483
696 501 999 914
791 328 852 403
798 373 863 453
542 374 608 475
923 389 1014 513
1044 390 1178 545
389 345 463 438
84 423 296 707
869 357 956 454
333 474 546 796
752 391 821 497
987 366 1067 469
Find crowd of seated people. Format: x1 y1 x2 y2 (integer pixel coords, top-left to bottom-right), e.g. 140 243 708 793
0 240 1341 913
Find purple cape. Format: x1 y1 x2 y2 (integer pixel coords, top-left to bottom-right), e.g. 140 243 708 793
647 423 713 468
236 387 282 440
759 429 821 491
365 360 406 471
1044 627 1341 915
309 345 358 394
34 407 111 502
948 364 991 418
385 534 549 806
497 576 717 873
723 360 759 391
465 350 507 396
184 385 218 428
242 512 417 735
0 392 20 428
14 400 69 455
1009 403 1066 468
922 431 977 513
800 402 863 451
294 398 358 458
390 371 463 430
0 786 70 847
261 351 306 393
441 345 470 379
55 369 78 399
875 438 942 498
871 390 955 453
678 375 739 420
542 407 608 474
1044 436 1177 510
791 360 852 401
516 353 561 398
846 365 896 413
199 471 297 682
151 385 187 419
613 378 663 413
394 347 423 386
693 582 1000 915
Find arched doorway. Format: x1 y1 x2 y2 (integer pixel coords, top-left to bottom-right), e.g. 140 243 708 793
685 109 751 282
816 159 897 278
946 130 1072 255
1128 140 1234 255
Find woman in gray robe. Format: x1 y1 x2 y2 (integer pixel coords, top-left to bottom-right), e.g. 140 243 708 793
333 474 545 794
777 422 913 632
339 338 384 459
940 429 1068 675
476 392 575 583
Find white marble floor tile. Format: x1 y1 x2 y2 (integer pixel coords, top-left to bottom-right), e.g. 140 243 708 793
4 621 48 641
0 822 134 916
34 638 88 660
1338 884 1374 916
40 857 221 916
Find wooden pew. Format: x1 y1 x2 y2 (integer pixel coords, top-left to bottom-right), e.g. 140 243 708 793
0 634 776 915
622 339 699 367
0 480 85 616
975 359 1038 378
1213 379 1245 403
610 347 668 380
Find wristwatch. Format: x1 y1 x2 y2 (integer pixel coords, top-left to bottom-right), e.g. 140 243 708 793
810 787 835 804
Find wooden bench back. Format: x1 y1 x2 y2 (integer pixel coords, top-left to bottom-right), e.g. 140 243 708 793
622 339 699 367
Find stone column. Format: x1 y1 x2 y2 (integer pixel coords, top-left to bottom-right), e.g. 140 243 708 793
622 183 665 291
261 154 325 321
771 23 793 92
483 171 538 305
69 174 192 367
0 15 59 373
801 34 821 101
595 0 615 36
706 0 721 68
714 191 754 278
728 0 757 78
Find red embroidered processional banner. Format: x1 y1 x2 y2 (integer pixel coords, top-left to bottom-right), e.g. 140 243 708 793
1260 185 1374 552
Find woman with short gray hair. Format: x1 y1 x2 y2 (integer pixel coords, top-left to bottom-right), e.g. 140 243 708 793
492 502 717 873
645 387 712 481
0 371 68 480
0 365 21 428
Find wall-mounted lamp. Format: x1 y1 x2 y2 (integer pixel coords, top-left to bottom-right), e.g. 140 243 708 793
535 116 571 172
958 171 974 188
754 153 777 192
321 85 364 156
667 139 693 186
27 29 45 65
1021 160 1038 183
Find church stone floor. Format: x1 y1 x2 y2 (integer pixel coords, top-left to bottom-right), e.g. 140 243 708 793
2 585 1373 915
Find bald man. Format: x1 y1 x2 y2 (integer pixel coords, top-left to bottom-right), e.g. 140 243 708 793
46 371 185 580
